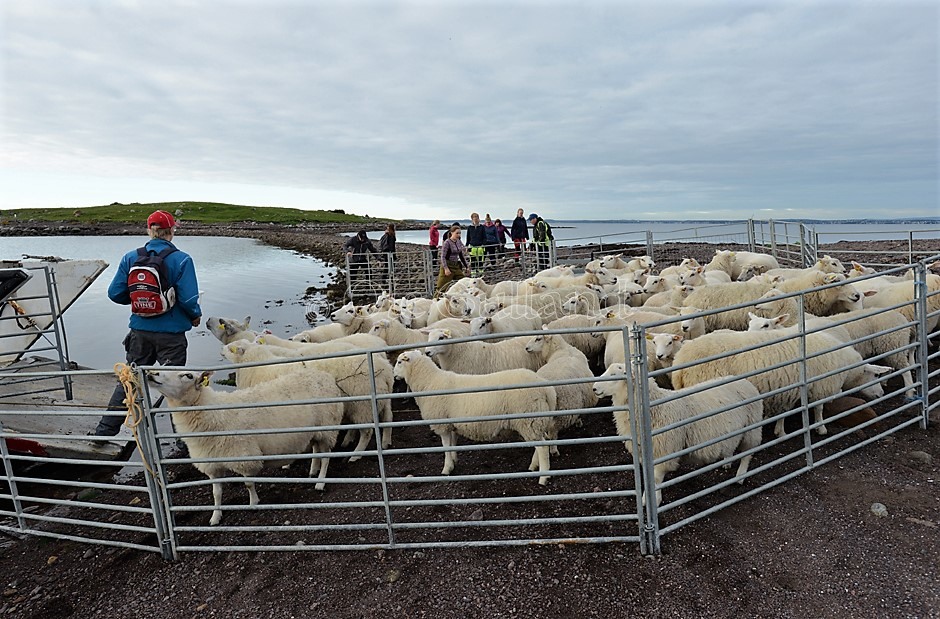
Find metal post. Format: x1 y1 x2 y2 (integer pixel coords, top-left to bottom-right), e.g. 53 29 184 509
0 419 27 532
136 366 177 560
645 231 654 265
367 352 396 546
344 254 353 302
627 324 660 555
747 219 756 253
913 262 930 428
769 220 778 262
796 296 814 467
44 267 74 400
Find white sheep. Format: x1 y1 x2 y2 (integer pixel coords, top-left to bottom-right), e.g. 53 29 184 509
534 265 576 279
747 308 917 397
730 251 780 280
206 316 257 344
592 366 763 506
425 328 543 374
681 281 806 332
658 258 702 277
368 318 431 349
861 274 940 333
671 329 891 437
427 293 478 324
544 314 607 366
470 307 543 340
643 284 696 308
393 351 557 485
490 279 529 297
678 266 732 286
533 267 618 289
399 297 435 329
524 330 599 433
703 250 736 277
236 339 395 456
146 369 343 525
764 255 847 280
290 322 347 343
257 331 387 352
561 292 601 315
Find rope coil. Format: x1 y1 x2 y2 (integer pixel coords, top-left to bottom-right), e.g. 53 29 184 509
113 363 162 485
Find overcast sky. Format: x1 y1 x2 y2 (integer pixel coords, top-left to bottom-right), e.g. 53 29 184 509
1 1 937 221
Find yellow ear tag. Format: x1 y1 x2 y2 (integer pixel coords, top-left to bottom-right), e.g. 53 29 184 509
257 336 265 344
201 375 210 387
217 323 225 331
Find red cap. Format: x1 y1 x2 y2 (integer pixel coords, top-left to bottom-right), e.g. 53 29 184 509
146 210 176 229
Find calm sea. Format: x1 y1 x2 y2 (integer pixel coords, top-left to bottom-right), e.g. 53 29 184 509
3 236 335 370
365 221 940 247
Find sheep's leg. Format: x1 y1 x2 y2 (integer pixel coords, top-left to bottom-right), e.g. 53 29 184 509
734 454 753 484
340 428 355 448
381 403 393 449
440 432 455 476
348 428 374 463
813 405 827 435
903 361 916 398
652 465 666 506
308 443 322 476
311 443 330 492
773 418 785 437
209 477 223 526
536 446 550 486
449 430 459 465
528 448 539 472
245 480 259 506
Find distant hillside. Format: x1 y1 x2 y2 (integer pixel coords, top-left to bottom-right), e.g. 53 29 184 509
0 202 389 225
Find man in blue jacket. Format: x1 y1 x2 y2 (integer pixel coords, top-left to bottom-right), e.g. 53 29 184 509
94 210 202 436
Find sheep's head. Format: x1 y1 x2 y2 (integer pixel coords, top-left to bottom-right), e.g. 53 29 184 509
393 350 424 381
593 363 627 398
220 343 248 363
330 302 357 325
369 319 391 337
146 370 213 403
524 329 550 353
424 329 452 357
594 268 617 286
469 316 492 336
747 311 788 331
649 333 683 361
817 255 846 274
205 316 252 344
845 364 893 399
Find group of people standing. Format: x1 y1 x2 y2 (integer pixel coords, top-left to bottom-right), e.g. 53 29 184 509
342 212 553 297
432 210 553 294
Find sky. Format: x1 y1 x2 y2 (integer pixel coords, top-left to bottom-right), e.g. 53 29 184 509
1 1 937 222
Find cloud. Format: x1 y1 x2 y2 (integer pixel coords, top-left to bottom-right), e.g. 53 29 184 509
1 1 936 220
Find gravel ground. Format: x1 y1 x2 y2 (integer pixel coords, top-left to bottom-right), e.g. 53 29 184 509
1 224 939 618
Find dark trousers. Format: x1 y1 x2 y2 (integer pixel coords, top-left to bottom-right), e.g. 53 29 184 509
536 244 550 271
95 329 188 436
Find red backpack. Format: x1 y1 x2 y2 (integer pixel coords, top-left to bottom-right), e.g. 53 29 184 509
128 247 178 317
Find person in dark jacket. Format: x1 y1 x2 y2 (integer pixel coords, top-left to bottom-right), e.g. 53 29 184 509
483 214 499 266
494 218 509 259
528 213 553 271
465 212 486 276
95 210 202 436
378 224 396 287
510 208 529 259
344 230 378 281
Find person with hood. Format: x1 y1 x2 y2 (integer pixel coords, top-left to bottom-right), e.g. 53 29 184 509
465 212 486 276
94 210 202 436
494 218 509 259
483 214 499 266
528 212 553 270
510 208 529 259
344 230 378 279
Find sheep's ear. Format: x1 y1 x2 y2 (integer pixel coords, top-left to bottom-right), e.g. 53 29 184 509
748 311 759 320
356 307 365 315
443 329 452 337
606 311 615 319
823 273 840 283
585 267 595 274
243 316 251 326
862 289 878 297
865 364 892 377
645 333 653 340
198 371 213 388
673 334 683 342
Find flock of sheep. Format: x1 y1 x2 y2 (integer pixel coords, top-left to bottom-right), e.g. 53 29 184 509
144 249 940 525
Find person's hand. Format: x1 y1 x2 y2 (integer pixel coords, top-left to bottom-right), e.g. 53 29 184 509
191 316 201 327
444 267 451 276
346 251 353 256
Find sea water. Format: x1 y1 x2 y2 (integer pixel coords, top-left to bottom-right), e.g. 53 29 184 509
2 236 336 370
